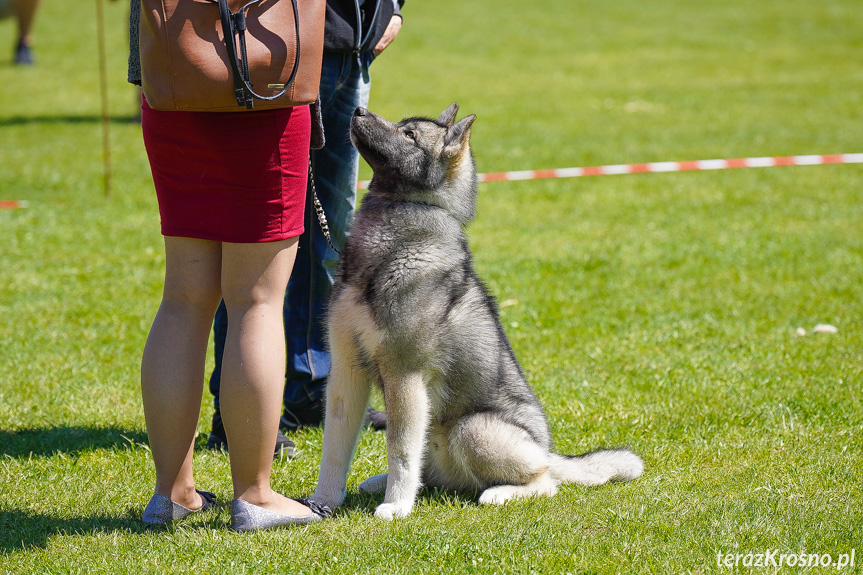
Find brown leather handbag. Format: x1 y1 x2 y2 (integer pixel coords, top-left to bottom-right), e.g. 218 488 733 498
139 0 325 111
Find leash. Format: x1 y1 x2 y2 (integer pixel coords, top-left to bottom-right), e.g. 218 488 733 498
309 157 341 255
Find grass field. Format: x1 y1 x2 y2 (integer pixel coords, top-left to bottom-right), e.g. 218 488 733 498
1 0 862 573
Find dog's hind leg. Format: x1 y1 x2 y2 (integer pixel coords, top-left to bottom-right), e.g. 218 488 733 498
374 371 430 520
446 413 559 505
312 339 372 510
478 474 559 505
358 472 388 494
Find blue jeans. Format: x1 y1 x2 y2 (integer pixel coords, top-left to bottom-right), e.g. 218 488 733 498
209 52 372 429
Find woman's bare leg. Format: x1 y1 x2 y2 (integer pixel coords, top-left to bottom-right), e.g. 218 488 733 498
141 237 222 509
220 238 312 517
13 0 40 43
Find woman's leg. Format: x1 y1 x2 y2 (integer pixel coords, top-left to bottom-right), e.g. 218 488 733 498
13 0 39 43
220 238 312 517
141 236 222 509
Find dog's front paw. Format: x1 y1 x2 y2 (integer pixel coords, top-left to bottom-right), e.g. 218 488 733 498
373 502 413 520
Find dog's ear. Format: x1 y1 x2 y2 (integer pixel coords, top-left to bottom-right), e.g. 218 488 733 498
437 103 460 127
443 114 476 157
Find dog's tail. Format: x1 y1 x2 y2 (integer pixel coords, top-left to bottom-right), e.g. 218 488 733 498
549 448 644 486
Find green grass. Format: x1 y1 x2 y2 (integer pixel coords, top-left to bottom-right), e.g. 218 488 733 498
1 0 862 573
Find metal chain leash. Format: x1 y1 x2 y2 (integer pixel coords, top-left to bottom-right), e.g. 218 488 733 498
309 157 341 255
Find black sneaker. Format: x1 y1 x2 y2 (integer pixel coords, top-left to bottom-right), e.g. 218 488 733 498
283 399 386 430
274 430 297 459
365 407 387 431
282 397 325 431
296 397 325 426
206 411 296 459
206 411 228 451
14 40 33 66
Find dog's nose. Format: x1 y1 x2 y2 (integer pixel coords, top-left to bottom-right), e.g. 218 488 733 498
354 107 367 117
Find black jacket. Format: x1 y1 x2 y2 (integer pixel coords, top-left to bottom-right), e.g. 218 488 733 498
324 0 405 53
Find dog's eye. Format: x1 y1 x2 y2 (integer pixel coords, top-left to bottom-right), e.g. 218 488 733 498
404 130 415 140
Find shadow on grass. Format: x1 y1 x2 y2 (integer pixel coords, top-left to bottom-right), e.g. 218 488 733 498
0 490 481 552
0 508 151 552
0 426 148 458
337 485 480 517
0 114 141 127
417 486 480 510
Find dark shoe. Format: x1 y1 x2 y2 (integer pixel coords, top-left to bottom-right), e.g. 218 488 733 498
230 497 330 532
284 401 386 431
14 40 33 66
142 490 217 525
365 407 387 431
206 411 228 451
207 411 297 459
274 429 297 459
282 397 325 431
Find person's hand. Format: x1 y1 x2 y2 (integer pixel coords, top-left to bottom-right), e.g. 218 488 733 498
373 15 402 55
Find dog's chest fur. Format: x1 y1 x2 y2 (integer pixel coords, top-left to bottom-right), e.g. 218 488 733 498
329 196 489 417
338 198 467 338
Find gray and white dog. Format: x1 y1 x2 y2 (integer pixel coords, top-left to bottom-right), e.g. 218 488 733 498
312 104 644 520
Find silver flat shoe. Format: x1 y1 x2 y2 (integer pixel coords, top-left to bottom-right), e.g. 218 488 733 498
142 490 217 525
230 497 331 532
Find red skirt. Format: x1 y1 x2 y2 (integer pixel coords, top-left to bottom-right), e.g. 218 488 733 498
142 100 311 243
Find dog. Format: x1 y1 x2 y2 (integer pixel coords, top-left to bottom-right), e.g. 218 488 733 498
311 103 644 520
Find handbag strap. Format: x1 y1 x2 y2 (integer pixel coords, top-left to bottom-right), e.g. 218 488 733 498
214 0 302 109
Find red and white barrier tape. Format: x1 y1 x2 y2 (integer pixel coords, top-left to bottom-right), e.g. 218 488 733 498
357 153 863 190
0 200 28 209
3 154 859 207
